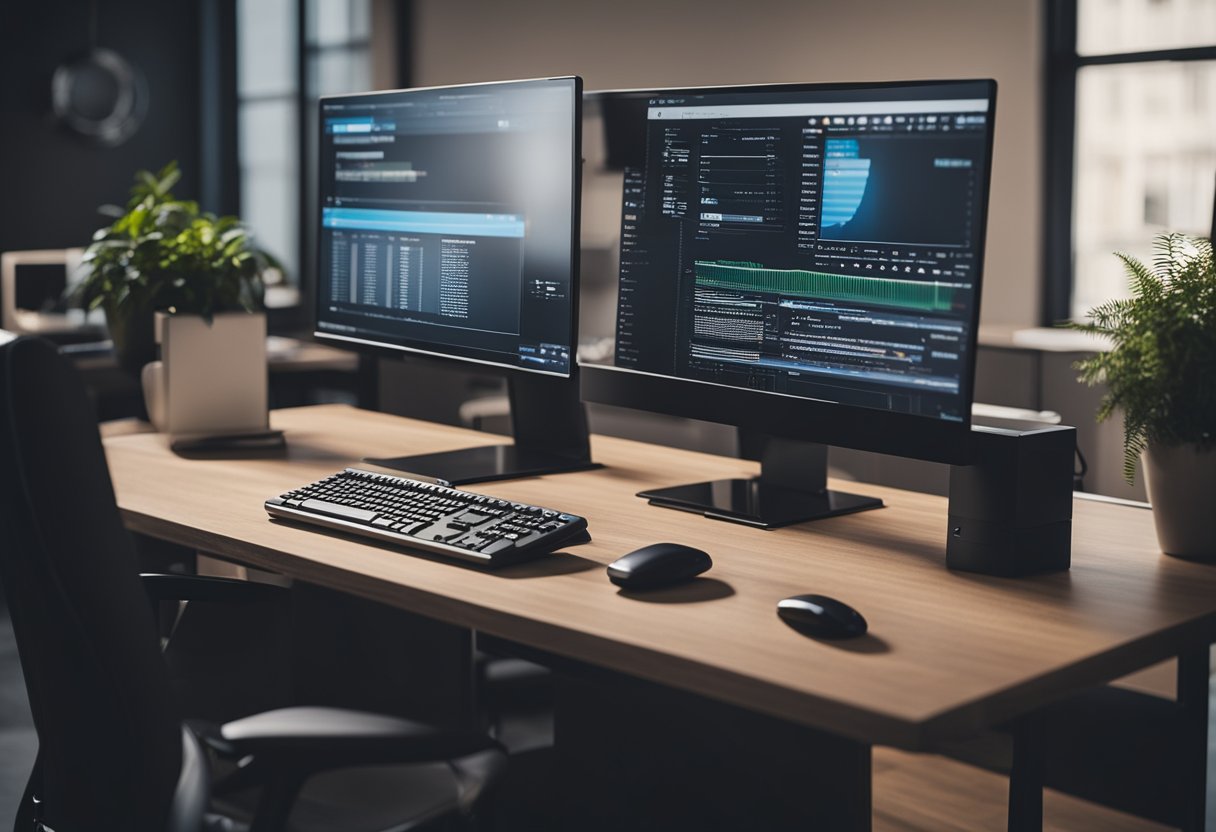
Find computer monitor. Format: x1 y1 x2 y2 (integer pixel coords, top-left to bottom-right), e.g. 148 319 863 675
581 80 997 527
1 249 106 342
1210 170 1215 244
315 76 599 484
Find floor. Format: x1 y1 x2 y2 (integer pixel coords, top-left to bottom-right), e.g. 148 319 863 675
871 749 1175 831
0 600 1212 830
0 601 35 826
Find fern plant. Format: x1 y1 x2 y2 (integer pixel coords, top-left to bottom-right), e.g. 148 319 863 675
75 161 275 321
1070 233 1216 484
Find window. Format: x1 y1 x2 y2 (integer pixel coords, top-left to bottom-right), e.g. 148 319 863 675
238 0 299 286
1045 0 1216 322
236 0 379 311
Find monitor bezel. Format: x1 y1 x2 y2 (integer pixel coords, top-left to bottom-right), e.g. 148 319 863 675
580 78 997 466
313 75 584 379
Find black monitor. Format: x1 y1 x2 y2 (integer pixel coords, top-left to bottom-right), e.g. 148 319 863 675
1210 169 1215 244
315 76 598 484
582 80 997 527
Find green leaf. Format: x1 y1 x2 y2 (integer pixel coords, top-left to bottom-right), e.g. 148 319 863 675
74 161 274 319
1074 233 1216 484
156 163 182 195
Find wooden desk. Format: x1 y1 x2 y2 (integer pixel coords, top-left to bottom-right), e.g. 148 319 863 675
102 404 1216 826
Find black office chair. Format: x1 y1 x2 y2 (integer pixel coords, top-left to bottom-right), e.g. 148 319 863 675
0 336 506 832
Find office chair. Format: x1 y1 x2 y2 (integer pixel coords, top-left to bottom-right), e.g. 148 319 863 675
0 336 506 832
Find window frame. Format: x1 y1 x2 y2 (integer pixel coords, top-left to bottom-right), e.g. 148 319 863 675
230 0 409 334
1043 0 1216 324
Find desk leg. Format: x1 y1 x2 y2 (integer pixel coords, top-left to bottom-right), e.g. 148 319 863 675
1178 647 1210 832
1008 715 1043 832
554 672 872 830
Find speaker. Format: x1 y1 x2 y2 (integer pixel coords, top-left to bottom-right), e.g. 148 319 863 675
947 424 1076 576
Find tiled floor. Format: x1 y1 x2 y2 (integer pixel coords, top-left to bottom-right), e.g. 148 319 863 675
0 603 1212 830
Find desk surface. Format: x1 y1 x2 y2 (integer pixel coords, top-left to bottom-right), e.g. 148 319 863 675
102 404 1216 750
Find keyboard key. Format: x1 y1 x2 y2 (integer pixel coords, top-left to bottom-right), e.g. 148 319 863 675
299 500 378 523
480 539 515 556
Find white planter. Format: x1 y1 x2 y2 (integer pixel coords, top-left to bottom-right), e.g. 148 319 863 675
1142 441 1216 562
142 311 268 438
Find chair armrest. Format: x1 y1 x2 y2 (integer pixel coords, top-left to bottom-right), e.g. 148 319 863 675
217 706 501 770
139 573 287 604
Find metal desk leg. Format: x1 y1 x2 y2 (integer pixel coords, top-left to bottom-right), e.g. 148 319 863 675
1178 647 1210 832
1008 714 1044 832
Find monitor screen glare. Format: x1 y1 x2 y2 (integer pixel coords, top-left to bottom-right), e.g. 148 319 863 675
315 77 579 376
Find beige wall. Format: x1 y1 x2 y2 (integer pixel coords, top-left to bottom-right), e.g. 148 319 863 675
410 0 1043 327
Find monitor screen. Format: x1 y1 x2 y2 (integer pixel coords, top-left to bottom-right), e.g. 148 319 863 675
584 80 996 463
315 77 580 377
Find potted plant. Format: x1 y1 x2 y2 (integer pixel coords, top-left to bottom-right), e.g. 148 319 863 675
1071 232 1216 561
74 161 276 373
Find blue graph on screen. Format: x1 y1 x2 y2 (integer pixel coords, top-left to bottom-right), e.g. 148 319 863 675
820 139 871 231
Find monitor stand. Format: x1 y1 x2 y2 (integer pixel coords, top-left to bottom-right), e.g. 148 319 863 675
365 369 602 486
638 436 882 529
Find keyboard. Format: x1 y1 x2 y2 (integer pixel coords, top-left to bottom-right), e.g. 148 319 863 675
265 467 590 567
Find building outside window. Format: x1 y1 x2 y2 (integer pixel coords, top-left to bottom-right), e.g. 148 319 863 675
236 0 376 306
1054 0 1216 321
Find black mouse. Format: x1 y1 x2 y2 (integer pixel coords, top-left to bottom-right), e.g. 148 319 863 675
607 543 712 590
777 594 867 639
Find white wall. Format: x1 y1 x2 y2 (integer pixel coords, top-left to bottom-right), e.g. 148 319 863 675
411 0 1044 327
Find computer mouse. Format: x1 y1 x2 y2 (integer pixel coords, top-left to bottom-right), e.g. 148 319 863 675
777 594 868 639
607 543 712 590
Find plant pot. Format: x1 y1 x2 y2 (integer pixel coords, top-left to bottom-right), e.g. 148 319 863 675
141 311 268 436
1142 441 1216 562
105 300 157 376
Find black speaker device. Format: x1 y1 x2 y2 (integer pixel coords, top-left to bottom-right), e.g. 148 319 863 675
947 423 1076 577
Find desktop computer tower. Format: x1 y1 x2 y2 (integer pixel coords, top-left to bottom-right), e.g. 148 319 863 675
947 424 1076 577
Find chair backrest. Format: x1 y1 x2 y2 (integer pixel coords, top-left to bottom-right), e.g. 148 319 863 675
0 336 181 831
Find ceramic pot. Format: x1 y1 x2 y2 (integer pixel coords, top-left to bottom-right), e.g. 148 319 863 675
105 300 156 376
1142 441 1216 562
141 311 268 437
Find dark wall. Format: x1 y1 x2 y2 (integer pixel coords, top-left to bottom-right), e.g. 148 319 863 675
0 1 202 253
